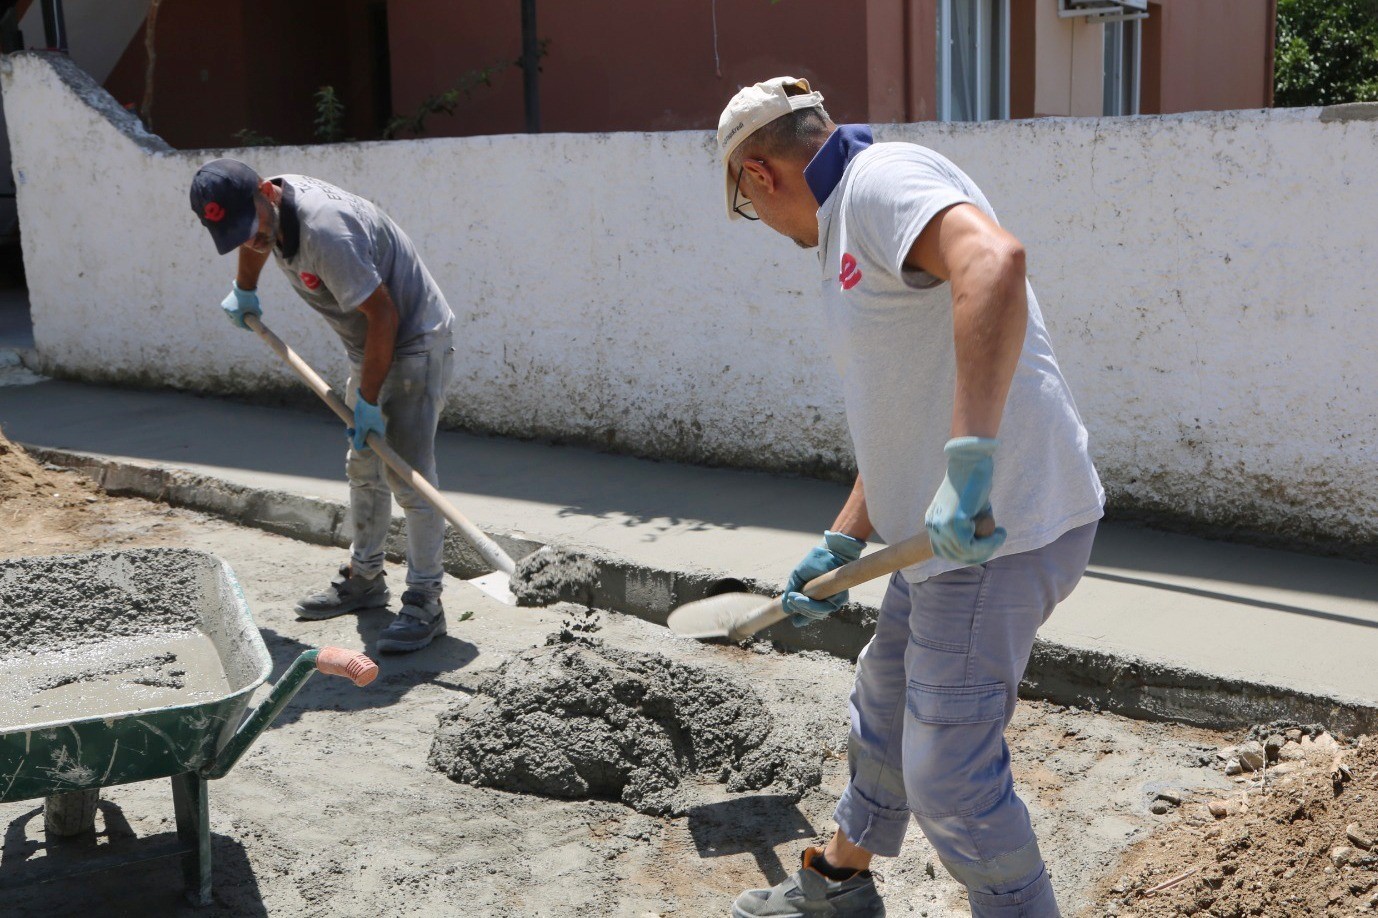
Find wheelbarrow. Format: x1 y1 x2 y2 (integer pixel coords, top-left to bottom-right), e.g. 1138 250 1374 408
0 547 379 905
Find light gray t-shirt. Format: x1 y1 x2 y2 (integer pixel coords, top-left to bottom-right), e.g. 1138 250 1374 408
270 175 452 361
816 142 1104 582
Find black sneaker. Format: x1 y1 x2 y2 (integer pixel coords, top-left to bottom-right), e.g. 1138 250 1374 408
376 591 446 653
732 848 885 917
295 563 390 620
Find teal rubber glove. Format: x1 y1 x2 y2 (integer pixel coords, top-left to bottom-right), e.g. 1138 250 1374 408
220 282 262 330
783 530 866 627
925 436 1008 565
349 392 385 452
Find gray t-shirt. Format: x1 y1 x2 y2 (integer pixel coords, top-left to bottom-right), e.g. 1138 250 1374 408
270 175 452 361
817 142 1104 582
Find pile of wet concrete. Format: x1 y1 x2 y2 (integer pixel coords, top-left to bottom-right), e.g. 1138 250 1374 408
510 548 600 608
428 634 823 816
0 548 203 654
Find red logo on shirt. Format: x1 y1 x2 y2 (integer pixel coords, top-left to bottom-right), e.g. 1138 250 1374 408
839 253 862 291
299 272 321 290
203 202 225 222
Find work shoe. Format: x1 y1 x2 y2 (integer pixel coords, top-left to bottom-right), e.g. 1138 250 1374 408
295 563 390 619
732 848 885 917
376 591 446 653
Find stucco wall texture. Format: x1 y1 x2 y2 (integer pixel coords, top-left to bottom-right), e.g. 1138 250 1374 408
3 53 1374 551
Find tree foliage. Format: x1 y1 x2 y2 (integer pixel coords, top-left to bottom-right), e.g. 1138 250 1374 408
1275 0 1378 106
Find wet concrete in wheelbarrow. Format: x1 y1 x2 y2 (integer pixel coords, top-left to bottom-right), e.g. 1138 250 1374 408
0 631 231 727
0 548 234 727
0 548 202 654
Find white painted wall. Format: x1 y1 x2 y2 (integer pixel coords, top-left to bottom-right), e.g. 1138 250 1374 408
3 52 1376 547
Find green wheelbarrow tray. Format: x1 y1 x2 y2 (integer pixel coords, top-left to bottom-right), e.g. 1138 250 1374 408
0 548 378 906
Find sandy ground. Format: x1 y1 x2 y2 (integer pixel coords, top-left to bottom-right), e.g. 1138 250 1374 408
0 445 1245 916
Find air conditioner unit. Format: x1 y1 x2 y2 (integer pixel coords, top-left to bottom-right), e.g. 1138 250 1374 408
1059 0 1149 21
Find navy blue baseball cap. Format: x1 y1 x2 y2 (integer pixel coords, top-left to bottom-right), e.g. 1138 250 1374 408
190 158 261 255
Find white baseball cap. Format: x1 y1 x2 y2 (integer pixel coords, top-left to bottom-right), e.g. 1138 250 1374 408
717 76 825 221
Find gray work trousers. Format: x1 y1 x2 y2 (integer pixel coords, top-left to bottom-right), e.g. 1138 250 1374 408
834 522 1098 917
344 331 454 600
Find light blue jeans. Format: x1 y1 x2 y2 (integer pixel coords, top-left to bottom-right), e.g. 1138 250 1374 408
344 331 455 601
834 522 1098 917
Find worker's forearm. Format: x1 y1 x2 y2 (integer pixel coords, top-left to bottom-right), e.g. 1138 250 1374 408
358 319 397 405
830 476 874 542
235 246 271 291
950 246 1027 438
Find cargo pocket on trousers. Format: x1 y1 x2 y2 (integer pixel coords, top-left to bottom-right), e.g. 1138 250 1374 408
905 681 1007 725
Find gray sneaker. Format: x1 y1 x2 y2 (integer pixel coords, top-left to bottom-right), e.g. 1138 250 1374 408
295 563 390 620
733 848 884 918
376 591 446 653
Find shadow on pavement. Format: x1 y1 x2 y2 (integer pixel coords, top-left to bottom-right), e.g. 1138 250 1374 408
687 794 817 887
0 798 267 916
254 625 479 730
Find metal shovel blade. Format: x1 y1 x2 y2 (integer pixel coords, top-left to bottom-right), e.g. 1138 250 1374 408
666 592 779 640
466 569 516 605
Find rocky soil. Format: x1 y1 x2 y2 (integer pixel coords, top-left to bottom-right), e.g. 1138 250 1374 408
1086 725 1378 916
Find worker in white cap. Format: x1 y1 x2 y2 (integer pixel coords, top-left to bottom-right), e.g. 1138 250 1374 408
716 77 1104 917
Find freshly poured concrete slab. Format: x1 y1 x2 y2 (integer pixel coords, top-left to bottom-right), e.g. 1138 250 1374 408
0 379 1375 715
1052 524 1378 705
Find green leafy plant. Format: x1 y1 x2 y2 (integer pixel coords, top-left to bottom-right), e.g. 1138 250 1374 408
232 127 279 147
1275 0 1378 106
382 60 510 139
233 46 531 146
313 85 347 143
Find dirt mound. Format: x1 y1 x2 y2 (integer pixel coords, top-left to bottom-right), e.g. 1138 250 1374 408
0 424 86 503
428 635 823 816
1090 727 1378 915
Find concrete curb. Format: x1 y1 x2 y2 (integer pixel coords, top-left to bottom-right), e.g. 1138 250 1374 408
30 446 1378 737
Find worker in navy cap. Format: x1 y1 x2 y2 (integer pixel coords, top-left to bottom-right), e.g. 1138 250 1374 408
191 159 456 653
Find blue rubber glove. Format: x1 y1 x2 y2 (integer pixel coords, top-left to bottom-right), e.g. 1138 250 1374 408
783 530 866 627
925 436 1008 565
220 282 262 330
348 391 385 452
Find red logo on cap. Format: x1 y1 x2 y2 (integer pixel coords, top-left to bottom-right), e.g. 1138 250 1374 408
839 253 862 291
300 272 321 290
203 202 225 222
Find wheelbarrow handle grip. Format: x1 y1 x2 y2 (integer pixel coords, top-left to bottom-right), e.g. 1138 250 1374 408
315 647 379 687
202 648 378 779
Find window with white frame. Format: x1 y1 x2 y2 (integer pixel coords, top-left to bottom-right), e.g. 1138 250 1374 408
1103 18 1141 116
938 0 1010 122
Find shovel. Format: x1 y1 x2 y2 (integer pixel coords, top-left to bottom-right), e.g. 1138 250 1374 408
243 314 517 604
667 517 995 641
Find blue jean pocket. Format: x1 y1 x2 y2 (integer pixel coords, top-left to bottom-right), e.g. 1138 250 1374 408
905 681 1006 725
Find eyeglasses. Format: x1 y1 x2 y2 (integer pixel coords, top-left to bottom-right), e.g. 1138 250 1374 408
732 159 764 221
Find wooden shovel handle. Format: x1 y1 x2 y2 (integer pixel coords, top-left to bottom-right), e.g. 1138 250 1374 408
729 516 995 639
244 314 516 576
